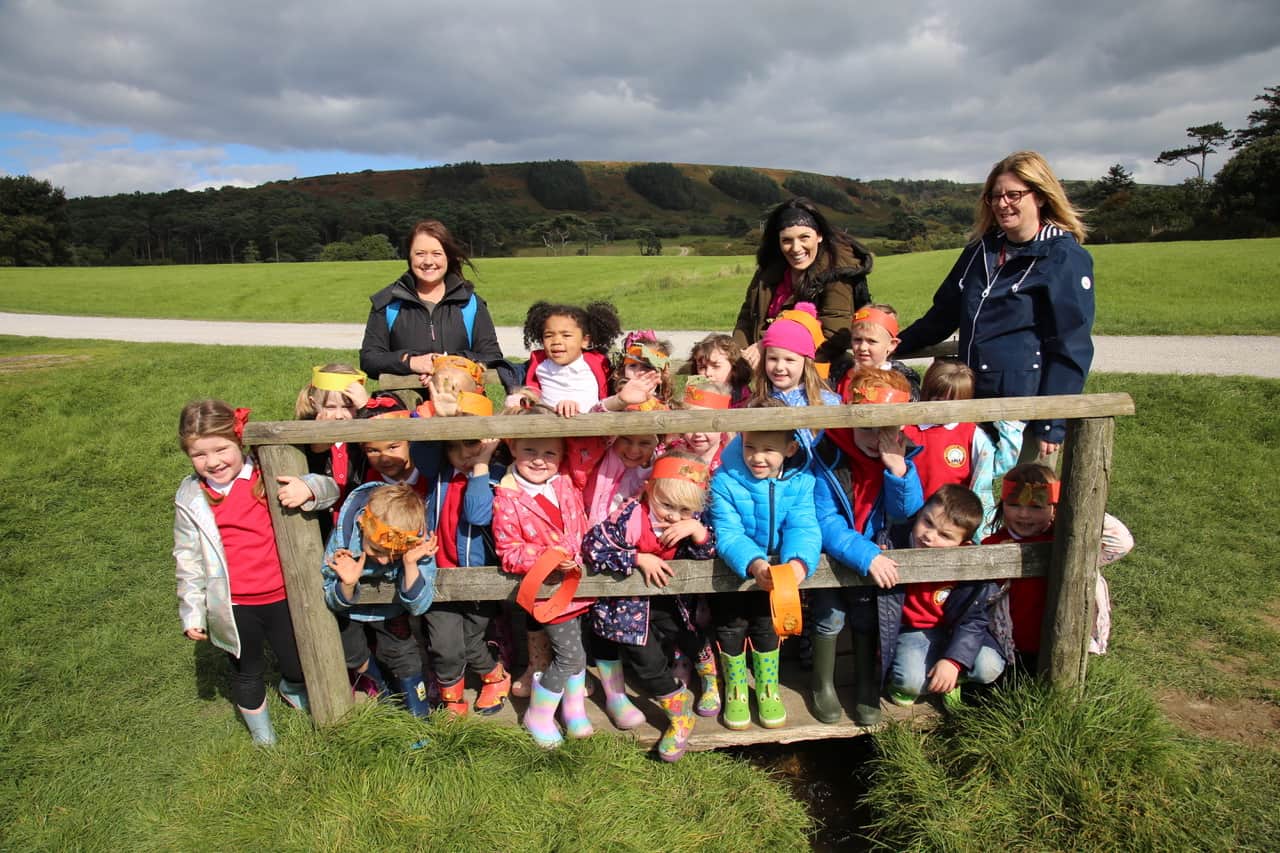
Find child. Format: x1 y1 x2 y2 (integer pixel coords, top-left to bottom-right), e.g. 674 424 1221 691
750 302 839 453
414 355 493 418
903 359 1022 535
174 400 337 745
322 482 439 717
295 363 370 538
583 451 720 761
360 398 431 498
618 330 675 404
508 300 622 417
709 400 823 730
886 485 1007 707
982 463 1132 671
423 436 511 716
667 376 734 472
689 333 752 406
841 304 921 400
491 413 595 748
810 368 925 725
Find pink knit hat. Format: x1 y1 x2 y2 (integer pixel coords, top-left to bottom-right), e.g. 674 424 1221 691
760 302 819 360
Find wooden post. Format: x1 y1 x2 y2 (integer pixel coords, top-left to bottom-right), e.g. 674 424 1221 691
256 444 353 726
1038 417 1114 690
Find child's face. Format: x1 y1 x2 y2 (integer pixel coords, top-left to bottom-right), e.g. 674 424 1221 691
362 542 406 566
912 503 969 548
850 323 897 368
511 437 564 485
613 434 659 469
741 431 797 480
624 361 659 383
853 425 899 458
186 435 245 486
764 346 805 393
648 483 699 526
697 349 733 385
542 315 590 366
680 425 721 458
363 440 414 481
1004 501 1055 538
445 439 484 472
316 390 358 421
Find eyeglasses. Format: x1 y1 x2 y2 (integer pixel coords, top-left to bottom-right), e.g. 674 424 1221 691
986 189 1034 206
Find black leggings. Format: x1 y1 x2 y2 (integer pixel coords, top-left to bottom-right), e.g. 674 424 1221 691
592 598 707 697
709 591 778 656
227 598 304 709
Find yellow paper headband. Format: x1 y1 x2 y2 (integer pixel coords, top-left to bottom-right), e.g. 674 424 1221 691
311 366 368 392
357 508 425 553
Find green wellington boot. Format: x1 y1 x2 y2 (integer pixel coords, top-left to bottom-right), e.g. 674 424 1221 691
751 646 786 729
719 650 751 730
810 632 842 723
851 631 883 726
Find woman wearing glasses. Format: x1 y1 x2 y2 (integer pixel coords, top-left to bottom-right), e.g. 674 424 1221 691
896 151 1094 459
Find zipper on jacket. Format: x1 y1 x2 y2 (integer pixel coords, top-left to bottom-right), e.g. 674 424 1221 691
767 480 776 555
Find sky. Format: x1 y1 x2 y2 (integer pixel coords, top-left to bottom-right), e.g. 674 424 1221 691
1 0 1276 198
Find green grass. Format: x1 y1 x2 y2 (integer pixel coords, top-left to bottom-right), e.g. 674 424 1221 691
1 238 1277 334
0 336 810 852
2 336 1277 849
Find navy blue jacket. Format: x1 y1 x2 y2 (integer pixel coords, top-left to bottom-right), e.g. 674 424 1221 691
424 461 504 568
897 225 1095 443
877 577 1004 685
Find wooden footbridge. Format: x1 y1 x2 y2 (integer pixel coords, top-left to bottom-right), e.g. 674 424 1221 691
243 385 1133 751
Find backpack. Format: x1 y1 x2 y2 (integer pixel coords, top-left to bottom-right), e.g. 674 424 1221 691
385 292 478 348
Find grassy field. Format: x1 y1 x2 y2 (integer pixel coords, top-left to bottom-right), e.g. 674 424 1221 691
1 238 1277 335
2 330 1278 849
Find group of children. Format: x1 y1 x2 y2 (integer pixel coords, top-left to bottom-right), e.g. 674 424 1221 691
174 298 1130 757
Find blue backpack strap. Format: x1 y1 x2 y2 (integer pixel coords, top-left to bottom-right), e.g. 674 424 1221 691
461 292 477 348
385 298 402 332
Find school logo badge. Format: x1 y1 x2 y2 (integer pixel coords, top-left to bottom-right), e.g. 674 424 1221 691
932 586 952 606
944 444 967 468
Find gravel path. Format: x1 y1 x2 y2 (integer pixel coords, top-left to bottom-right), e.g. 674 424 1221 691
2 312 1277 378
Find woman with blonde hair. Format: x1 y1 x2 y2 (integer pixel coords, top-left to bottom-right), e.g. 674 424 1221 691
896 151 1094 460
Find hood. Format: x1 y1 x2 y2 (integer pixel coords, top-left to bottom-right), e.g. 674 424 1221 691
370 270 474 310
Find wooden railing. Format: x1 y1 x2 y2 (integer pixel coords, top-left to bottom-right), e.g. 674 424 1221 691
245 392 1133 727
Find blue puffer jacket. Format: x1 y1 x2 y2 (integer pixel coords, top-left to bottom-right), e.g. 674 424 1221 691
813 438 925 576
424 461 504 568
896 224 1095 444
709 434 822 579
321 482 436 621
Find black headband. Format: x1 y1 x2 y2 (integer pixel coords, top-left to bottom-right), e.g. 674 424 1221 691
777 207 819 232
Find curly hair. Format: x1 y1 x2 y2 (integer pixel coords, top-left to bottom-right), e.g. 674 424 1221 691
521 300 622 353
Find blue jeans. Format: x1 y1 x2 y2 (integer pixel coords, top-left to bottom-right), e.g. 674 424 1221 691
890 627 1005 698
809 587 878 637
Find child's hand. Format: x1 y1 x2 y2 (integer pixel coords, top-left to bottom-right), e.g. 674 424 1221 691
345 381 370 410
556 400 581 418
926 659 960 694
275 475 316 508
741 342 762 368
748 560 773 590
327 548 366 586
431 387 461 417
184 627 208 642
878 428 908 477
616 374 659 406
404 532 438 566
787 559 807 585
473 437 500 466
1038 440 1060 458
868 554 900 589
635 552 674 588
658 519 707 548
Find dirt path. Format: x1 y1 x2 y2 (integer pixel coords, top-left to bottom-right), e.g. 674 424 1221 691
2 312 1278 377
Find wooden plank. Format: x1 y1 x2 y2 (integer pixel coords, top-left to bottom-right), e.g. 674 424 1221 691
242 393 1135 445
351 542 1051 605
1039 417 1113 691
256 444 354 727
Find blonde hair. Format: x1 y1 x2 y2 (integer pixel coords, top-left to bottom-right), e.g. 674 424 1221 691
971 151 1087 244
363 484 426 548
920 359 975 402
647 450 709 512
749 350 829 408
295 363 364 419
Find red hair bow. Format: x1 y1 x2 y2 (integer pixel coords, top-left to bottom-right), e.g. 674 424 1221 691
233 407 251 440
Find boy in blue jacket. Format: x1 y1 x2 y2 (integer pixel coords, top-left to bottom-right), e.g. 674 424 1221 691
322 482 438 716
709 400 822 730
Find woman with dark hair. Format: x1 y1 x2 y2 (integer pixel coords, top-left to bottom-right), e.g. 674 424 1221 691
359 219 511 387
732 197 874 369
895 151 1095 459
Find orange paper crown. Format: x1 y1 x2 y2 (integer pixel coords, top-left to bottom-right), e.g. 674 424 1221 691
1001 479 1061 506
846 384 910 405
681 377 732 409
624 342 671 372
432 355 486 388
651 456 710 486
853 306 900 339
625 398 670 413
357 508 425 553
